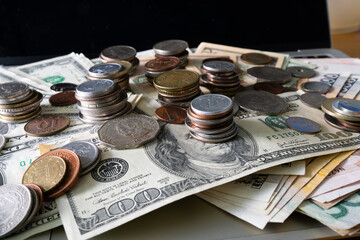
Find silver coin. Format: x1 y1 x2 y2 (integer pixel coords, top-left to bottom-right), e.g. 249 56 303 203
76 79 115 98
80 149 102 176
101 45 137 62
191 94 233 116
0 107 42 124
61 140 100 170
88 63 122 78
187 104 238 125
0 101 41 116
21 187 39 228
0 183 33 238
190 125 239 143
192 122 237 139
301 82 331 93
0 82 29 100
98 114 160 149
286 66 316 78
300 93 327 109
332 99 360 117
185 117 235 134
153 39 189 56
206 72 240 81
79 102 132 124
76 85 121 103
234 90 289 115
78 92 123 109
200 75 240 88
0 134 6 152
285 117 321 134
0 88 32 105
202 61 236 73
247 66 292 83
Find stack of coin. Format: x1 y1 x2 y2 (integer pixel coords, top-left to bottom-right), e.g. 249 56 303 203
322 98 360 132
0 183 44 238
75 79 132 124
199 60 242 96
88 61 132 91
99 45 139 75
185 94 239 143
153 39 189 68
0 82 43 123
153 69 200 108
144 56 181 83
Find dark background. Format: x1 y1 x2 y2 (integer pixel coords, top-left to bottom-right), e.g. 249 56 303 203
0 0 331 64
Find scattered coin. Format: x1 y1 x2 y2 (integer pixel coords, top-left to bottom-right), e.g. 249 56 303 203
286 117 321 134
300 93 327 109
49 91 77 106
24 115 70 137
253 82 285 94
286 66 316 78
301 82 331 93
247 66 292 83
50 83 78 92
98 114 160 149
240 52 272 65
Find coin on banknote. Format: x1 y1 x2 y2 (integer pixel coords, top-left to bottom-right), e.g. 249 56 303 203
331 99 360 120
336 99 360 117
321 98 360 121
21 187 40 227
76 79 115 98
22 156 66 192
153 39 188 55
24 114 70 137
24 184 43 212
0 183 33 238
240 52 272 65
191 94 233 116
300 93 327 109
38 149 81 200
50 83 78 92
234 90 288 115
88 62 122 78
61 140 100 171
155 105 187 124
0 82 29 100
80 150 102 176
301 82 331 93
49 91 77 106
253 82 285 94
98 114 160 149
286 66 316 78
323 113 360 132
285 117 321 134
154 69 199 91
247 66 292 83
100 45 137 62
202 61 236 73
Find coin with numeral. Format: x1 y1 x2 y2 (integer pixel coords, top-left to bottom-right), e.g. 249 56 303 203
24 114 70 137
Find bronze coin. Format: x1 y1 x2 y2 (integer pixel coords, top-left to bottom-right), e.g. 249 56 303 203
253 82 285 94
145 56 181 72
24 114 70 137
155 105 187 124
37 149 81 200
24 183 44 211
49 91 77 106
240 52 272 65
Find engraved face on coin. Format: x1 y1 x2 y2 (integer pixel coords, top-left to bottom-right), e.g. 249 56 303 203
98 114 160 149
247 66 292 83
202 61 236 73
240 52 272 65
88 63 122 77
100 45 137 62
153 39 188 56
76 79 115 98
301 82 331 93
286 66 316 78
285 117 321 134
50 83 78 92
191 94 233 116
300 93 327 109
61 140 100 170
24 115 70 137
22 156 66 192
0 82 28 99
155 105 187 124
49 91 77 106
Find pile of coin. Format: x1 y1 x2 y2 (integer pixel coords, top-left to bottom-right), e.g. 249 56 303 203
153 39 189 68
185 94 239 143
199 59 242 96
88 61 132 91
153 69 201 108
99 45 139 75
322 98 360 132
0 183 44 238
144 56 181 83
75 79 132 124
0 82 43 123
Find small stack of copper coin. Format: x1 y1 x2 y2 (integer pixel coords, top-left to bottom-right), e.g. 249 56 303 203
88 61 132 91
75 79 132 124
185 94 239 143
153 69 201 108
0 82 43 123
144 56 181 83
153 39 189 68
199 59 242 97
99 45 139 75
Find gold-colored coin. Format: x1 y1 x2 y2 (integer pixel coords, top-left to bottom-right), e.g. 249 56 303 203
0 91 43 109
321 98 360 122
0 107 41 121
22 156 67 192
157 84 199 97
153 69 199 91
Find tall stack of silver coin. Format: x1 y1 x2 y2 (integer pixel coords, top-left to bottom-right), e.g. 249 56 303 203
88 61 132 91
153 39 189 68
322 98 360 132
0 82 43 123
99 45 139 75
185 94 239 143
0 183 42 238
75 79 132 124
199 60 242 97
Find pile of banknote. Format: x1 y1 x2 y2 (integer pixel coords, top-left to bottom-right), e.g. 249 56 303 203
1 41 360 240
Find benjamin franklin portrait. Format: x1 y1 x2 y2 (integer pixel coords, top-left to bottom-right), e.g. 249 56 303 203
145 123 258 180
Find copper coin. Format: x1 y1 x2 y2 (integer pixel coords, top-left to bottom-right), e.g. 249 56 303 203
337 118 360 130
145 56 181 72
24 184 44 211
155 105 187 124
37 149 81 200
49 91 77 106
253 82 285 94
240 52 272 65
24 114 70 137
